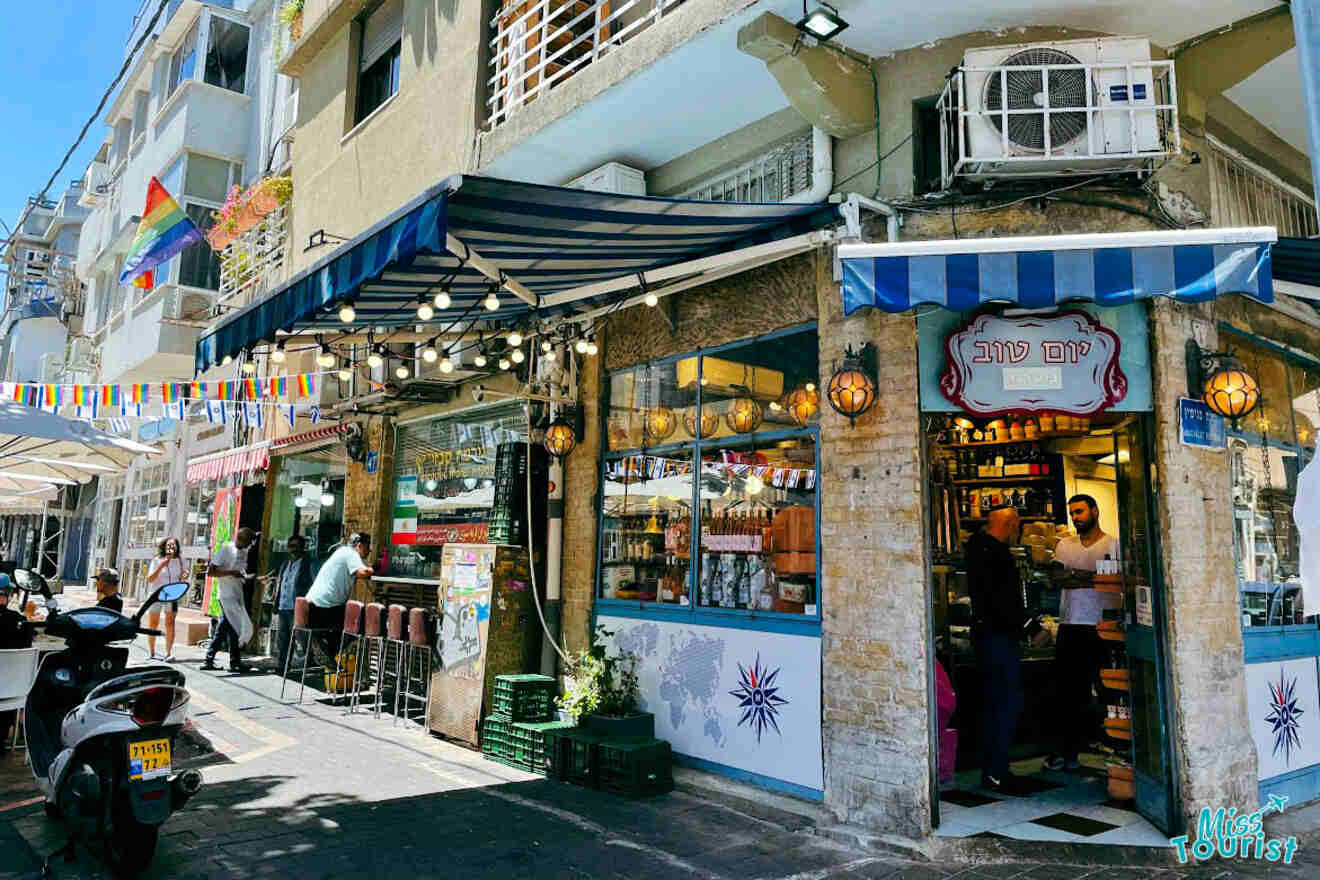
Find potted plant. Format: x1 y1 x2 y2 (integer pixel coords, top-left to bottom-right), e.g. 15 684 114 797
248 176 292 216
208 185 243 249
557 625 654 738
280 0 304 43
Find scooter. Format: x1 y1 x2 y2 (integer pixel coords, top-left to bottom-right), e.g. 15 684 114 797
24 575 202 878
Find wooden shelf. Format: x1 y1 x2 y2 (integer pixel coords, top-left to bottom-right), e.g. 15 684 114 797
940 431 1088 448
961 515 1053 523
953 476 1053 485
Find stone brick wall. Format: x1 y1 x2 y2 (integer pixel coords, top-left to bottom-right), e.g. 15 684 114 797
1147 299 1259 825
343 416 396 604
813 248 933 836
561 343 603 655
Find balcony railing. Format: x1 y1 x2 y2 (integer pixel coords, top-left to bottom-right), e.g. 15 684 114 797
486 0 686 127
216 202 291 313
1207 136 1318 239
680 131 816 203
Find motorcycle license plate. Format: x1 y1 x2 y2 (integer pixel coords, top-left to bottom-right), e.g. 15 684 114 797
128 738 171 781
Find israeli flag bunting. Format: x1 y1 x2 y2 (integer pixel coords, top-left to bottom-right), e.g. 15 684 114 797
109 418 130 434
284 404 296 429
308 405 321 424
206 400 227 424
243 402 263 428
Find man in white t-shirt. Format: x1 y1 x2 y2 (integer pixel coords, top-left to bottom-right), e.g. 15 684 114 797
306 532 374 633
1042 494 1120 772
203 527 256 673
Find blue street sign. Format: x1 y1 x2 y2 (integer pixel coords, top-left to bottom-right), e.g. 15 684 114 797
366 450 379 473
1179 398 1227 450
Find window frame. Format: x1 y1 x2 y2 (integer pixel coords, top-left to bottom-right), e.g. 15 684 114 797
594 323 822 635
354 39 401 125
202 10 251 95
166 18 200 99
1222 324 1320 639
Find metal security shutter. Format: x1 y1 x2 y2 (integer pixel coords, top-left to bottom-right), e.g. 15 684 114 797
360 0 403 72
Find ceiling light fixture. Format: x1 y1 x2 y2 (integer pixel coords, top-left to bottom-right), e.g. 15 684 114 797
795 2 848 41
316 344 335 369
271 341 286 364
421 343 439 363
417 296 434 321
338 300 356 323
508 329 524 348
434 289 452 310
367 346 385 369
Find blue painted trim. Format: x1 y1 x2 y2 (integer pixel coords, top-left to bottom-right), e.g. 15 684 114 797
1243 627 1320 663
672 752 825 802
1259 764 1320 809
596 603 822 637
1220 323 1320 371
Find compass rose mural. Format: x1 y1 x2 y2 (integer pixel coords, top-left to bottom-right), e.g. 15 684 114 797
730 654 789 743
1266 669 1305 763
1246 658 1320 783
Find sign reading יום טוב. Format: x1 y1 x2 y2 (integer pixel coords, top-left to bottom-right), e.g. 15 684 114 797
939 310 1128 416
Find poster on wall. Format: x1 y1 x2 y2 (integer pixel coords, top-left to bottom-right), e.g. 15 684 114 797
203 487 242 619
598 615 824 794
1245 658 1320 781
939 310 1128 416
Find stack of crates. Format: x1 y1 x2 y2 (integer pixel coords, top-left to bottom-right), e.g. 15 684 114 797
544 730 674 798
481 675 568 773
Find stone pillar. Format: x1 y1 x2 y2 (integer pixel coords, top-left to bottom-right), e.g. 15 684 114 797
560 337 605 656
343 415 396 604
815 248 933 836
1148 299 1258 824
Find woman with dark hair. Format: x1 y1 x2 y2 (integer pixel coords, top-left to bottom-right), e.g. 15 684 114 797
145 537 187 661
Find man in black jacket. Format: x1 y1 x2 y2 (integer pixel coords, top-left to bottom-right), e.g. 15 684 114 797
0 576 34 750
965 505 1047 795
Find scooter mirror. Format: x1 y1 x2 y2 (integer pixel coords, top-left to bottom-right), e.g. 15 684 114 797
133 581 190 622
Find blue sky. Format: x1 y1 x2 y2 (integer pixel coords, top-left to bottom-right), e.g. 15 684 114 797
1 1 143 237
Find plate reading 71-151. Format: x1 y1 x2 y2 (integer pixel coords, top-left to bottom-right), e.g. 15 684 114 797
128 738 171 781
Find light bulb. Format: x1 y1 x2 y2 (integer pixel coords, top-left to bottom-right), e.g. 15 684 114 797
339 302 356 323
421 345 438 363
700 377 709 386
294 496 308 508
433 291 451 309
769 400 783 411
746 474 764 496
575 339 589 354
806 382 816 392
544 348 557 363
440 356 455 374
221 355 233 366
484 292 500 311
541 340 552 354
425 480 438 491
241 360 256 375
367 350 384 369
396 364 410 379
511 349 525 364
316 349 335 368
337 367 352 382
645 292 658 307
417 302 434 321
271 346 286 364
321 492 335 507
474 352 488 368
498 357 511 371
586 340 598 356
508 330 523 348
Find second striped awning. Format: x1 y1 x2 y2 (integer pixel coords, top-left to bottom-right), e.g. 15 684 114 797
839 227 1277 314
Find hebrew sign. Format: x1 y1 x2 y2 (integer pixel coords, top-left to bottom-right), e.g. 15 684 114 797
939 310 1127 416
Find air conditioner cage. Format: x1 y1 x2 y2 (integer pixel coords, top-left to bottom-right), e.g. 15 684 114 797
938 39 1179 189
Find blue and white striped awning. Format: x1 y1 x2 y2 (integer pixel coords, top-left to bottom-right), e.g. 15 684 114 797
196 175 824 372
839 228 1277 315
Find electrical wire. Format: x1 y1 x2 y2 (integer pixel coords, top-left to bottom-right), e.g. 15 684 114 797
2 0 171 250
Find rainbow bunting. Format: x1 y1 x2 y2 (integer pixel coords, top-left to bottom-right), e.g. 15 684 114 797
244 377 260 399
10 385 22 403
102 385 120 407
24 386 38 406
72 386 86 406
131 384 147 405
161 383 177 404
190 381 205 400
296 374 314 397
44 385 60 408
118 178 205 287
269 376 286 398
216 381 232 401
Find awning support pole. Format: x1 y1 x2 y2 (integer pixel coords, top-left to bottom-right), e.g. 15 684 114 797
445 233 539 307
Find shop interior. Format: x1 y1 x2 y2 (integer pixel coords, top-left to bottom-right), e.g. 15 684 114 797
267 448 347 576
600 329 819 616
926 411 1171 846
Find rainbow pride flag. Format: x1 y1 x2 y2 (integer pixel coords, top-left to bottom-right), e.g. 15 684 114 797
244 377 260 399
268 376 286 398
131 384 148 404
43 385 60 408
161 383 177 403
216 381 232 401
102 385 120 407
190 381 205 400
296 374 314 397
118 178 205 288
72 386 87 406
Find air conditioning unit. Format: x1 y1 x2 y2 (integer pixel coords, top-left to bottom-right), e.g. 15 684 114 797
939 37 1177 188
565 162 646 196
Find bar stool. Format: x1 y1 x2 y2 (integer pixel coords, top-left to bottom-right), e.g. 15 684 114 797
331 601 364 706
395 608 433 729
377 604 408 720
281 597 332 704
350 602 386 716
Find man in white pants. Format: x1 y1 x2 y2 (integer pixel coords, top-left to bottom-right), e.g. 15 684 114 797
203 527 256 673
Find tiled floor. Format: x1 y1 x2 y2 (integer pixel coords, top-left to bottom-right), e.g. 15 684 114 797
934 758 1172 847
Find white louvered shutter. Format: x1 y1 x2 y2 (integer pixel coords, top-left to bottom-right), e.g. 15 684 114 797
360 0 404 72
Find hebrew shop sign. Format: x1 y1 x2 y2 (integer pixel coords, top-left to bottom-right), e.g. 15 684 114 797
939 311 1128 416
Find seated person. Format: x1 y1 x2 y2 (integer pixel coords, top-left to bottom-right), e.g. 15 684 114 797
95 569 124 613
0 575 34 750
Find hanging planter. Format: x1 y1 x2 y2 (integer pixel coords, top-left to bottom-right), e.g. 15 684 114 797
207 226 236 251
248 176 292 216
281 1 305 42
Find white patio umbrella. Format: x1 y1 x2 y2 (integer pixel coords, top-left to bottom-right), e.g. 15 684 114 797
0 402 160 483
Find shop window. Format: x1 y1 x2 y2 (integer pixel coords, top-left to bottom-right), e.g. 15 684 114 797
269 449 348 571
204 15 249 94
598 326 821 621
388 404 528 579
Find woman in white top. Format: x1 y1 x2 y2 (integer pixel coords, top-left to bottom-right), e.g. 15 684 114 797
145 537 188 661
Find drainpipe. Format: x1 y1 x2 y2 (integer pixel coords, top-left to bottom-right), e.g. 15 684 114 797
784 127 834 204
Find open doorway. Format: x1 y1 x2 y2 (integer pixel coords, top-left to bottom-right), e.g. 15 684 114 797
927 412 1175 845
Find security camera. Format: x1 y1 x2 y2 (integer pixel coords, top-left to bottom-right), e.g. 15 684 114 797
472 384 486 404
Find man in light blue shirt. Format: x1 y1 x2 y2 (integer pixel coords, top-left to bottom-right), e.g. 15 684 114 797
306 532 373 633
273 534 313 673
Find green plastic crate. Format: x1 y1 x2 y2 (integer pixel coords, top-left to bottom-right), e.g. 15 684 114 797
511 720 576 773
481 716 517 761
597 738 673 798
492 675 559 722
546 728 608 787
